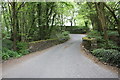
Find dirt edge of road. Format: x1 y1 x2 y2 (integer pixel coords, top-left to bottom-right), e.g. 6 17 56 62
2 44 59 69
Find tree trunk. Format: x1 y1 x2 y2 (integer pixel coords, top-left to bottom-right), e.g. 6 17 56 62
12 2 17 50
94 4 103 33
37 3 42 40
49 13 56 36
96 2 108 40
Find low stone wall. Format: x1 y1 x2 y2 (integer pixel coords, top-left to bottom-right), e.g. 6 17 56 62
82 37 97 51
29 38 69 53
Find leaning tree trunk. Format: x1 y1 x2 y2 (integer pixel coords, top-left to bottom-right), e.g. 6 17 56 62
96 2 108 41
104 3 120 37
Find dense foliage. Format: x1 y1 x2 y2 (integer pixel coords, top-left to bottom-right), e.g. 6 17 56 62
1 2 72 60
79 2 120 68
92 49 120 67
1 1 120 68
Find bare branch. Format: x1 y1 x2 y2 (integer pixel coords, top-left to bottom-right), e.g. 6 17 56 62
7 0 12 6
17 2 26 11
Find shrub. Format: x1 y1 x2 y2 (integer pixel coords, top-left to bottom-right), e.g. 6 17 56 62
17 42 28 50
2 52 10 60
107 31 119 36
92 48 120 67
87 30 101 36
2 48 22 60
56 31 70 40
62 31 69 37
2 39 13 49
17 42 29 55
57 31 70 43
5 50 18 57
98 40 120 50
87 30 103 41
87 31 120 50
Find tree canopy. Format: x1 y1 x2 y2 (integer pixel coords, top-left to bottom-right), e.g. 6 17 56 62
1 2 120 67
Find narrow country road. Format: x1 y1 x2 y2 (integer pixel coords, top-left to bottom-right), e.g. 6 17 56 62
3 34 118 78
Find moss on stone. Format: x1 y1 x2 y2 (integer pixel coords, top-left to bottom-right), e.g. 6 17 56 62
82 37 95 41
29 38 58 44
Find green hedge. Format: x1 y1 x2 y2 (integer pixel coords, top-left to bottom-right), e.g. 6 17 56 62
65 26 89 34
83 30 120 68
92 48 120 68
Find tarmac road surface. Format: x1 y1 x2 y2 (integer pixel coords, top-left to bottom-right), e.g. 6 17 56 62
3 34 118 78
